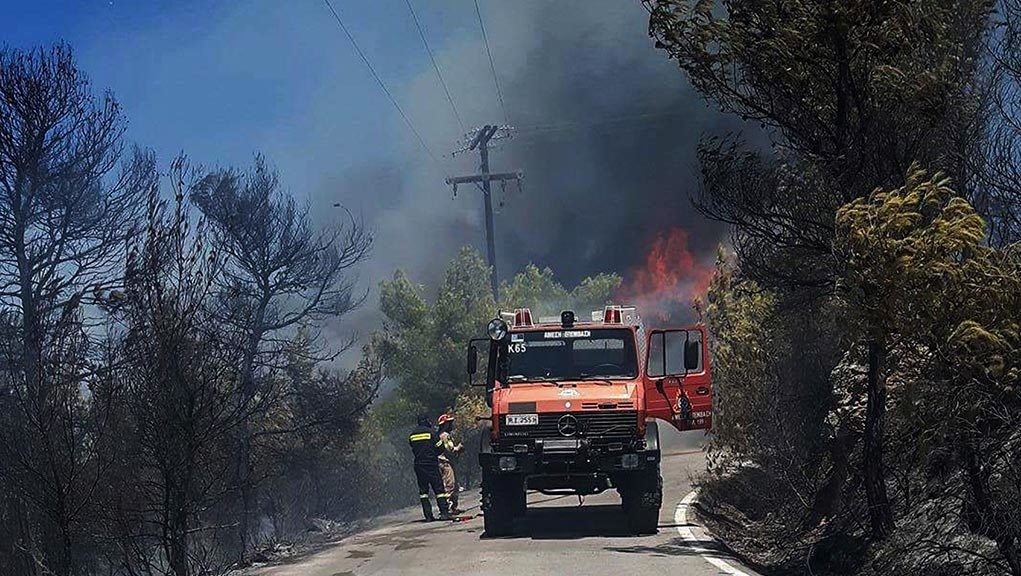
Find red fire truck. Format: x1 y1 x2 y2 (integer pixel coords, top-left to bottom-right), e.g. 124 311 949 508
465 305 712 536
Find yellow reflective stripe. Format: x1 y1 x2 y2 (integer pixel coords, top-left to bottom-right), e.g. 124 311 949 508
435 439 444 447
419 494 430 499
409 433 432 442
435 493 449 498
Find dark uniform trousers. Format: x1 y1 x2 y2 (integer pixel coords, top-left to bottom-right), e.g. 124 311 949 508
409 429 450 520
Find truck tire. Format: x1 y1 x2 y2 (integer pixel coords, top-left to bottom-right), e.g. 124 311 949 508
481 469 523 537
512 480 527 517
622 466 662 535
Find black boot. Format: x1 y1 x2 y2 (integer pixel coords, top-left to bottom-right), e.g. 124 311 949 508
420 496 435 521
437 495 452 520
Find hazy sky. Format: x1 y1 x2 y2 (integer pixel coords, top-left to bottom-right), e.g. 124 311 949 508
4 1 462 193
4 0 748 352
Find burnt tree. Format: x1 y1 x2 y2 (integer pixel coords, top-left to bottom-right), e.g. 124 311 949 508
0 44 151 575
189 155 371 556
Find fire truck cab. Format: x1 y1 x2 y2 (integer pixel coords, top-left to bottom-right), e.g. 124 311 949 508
465 305 712 536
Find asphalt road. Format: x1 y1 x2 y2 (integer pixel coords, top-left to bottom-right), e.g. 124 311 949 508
251 426 759 576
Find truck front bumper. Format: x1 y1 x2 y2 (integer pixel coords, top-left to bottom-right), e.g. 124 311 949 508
479 441 660 476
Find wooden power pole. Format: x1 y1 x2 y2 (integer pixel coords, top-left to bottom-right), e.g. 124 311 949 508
447 124 521 302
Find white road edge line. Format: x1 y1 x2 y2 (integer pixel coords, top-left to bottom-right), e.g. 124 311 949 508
675 490 759 576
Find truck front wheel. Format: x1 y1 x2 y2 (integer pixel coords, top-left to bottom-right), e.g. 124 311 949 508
621 466 662 535
481 470 524 537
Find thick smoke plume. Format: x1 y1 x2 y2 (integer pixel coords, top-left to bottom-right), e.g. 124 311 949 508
328 1 749 347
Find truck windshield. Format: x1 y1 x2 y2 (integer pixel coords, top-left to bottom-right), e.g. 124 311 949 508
507 328 638 382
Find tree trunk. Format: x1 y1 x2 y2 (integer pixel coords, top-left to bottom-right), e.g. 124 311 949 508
863 337 894 540
961 442 1021 575
999 538 1021 576
60 523 75 576
236 306 267 564
14 187 58 574
807 424 855 527
168 517 189 576
166 485 190 576
311 459 323 518
16 209 43 413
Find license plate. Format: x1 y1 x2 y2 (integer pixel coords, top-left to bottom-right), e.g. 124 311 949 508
505 414 538 426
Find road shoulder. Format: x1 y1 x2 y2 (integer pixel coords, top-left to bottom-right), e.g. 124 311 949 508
675 490 764 576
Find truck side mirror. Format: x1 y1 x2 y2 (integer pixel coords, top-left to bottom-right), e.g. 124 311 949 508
467 338 490 388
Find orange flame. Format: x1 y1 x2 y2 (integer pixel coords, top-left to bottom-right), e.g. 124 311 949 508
616 228 713 322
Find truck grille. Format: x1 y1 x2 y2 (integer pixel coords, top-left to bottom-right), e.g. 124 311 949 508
501 411 638 442
581 401 634 410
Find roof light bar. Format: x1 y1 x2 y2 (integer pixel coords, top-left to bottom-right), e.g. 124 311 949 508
604 306 622 324
513 308 533 327
600 305 640 325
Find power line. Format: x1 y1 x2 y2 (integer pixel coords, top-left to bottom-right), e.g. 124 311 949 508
473 0 509 124
321 0 449 176
404 0 465 133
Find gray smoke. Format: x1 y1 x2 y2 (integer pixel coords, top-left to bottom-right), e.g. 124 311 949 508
324 1 750 355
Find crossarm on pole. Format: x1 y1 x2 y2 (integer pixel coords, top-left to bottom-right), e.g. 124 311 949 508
445 172 522 186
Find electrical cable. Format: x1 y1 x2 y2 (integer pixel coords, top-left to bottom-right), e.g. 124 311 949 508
322 0 450 177
473 0 509 124
405 0 466 133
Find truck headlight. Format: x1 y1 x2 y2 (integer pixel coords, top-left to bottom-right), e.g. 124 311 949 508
487 318 509 341
621 453 640 469
498 456 517 471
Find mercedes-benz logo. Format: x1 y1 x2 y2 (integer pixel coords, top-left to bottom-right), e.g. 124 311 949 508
557 414 579 437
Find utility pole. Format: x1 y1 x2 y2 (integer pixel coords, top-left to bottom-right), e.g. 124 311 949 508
447 124 521 302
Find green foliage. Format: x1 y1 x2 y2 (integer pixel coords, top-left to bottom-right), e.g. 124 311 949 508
378 247 495 417
835 164 987 339
355 248 496 516
833 165 1021 574
377 254 623 421
833 163 1019 424
499 263 621 316
701 164 1021 572
703 248 839 548
571 273 624 313
835 164 1021 404
704 250 777 458
378 270 435 406
499 264 569 315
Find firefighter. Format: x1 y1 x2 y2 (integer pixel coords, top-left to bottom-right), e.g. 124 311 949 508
436 413 464 514
409 414 450 521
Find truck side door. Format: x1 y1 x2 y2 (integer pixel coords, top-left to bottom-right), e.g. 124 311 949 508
643 326 712 431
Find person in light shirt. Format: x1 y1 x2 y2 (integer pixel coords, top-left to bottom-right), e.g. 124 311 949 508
436 412 464 515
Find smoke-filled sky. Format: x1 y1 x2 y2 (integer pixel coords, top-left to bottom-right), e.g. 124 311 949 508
5 0 750 348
